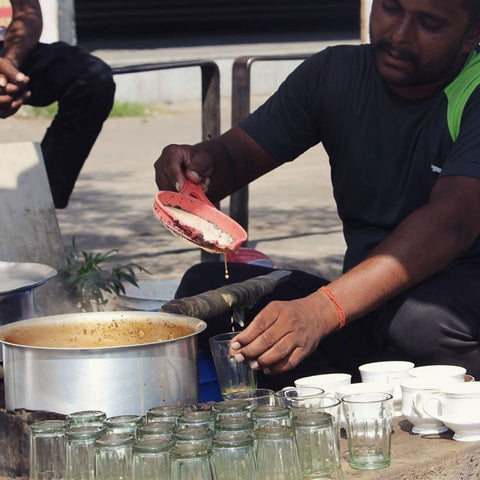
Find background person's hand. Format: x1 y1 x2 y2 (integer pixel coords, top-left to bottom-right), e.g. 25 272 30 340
154 143 214 193
0 58 30 118
231 291 340 374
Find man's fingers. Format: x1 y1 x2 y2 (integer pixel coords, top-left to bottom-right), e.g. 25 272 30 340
0 59 28 85
232 306 280 351
265 347 305 374
154 144 191 191
252 332 300 370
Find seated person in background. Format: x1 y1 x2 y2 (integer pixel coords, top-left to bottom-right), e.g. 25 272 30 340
0 0 115 208
155 0 480 390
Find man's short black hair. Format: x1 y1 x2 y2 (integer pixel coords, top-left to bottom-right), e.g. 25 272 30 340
463 0 480 21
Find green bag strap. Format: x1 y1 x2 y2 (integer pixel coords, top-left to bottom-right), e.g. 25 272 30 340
445 51 480 142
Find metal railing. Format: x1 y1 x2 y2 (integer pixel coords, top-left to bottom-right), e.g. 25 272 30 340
230 54 313 236
111 60 220 143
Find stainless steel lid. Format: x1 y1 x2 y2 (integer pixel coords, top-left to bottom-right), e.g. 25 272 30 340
0 261 57 295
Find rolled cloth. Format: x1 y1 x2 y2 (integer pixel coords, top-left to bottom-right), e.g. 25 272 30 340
160 269 292 319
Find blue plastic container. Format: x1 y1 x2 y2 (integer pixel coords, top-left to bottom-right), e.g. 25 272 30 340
198 350 223 402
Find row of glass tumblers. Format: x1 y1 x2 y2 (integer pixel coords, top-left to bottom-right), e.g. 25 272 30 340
29 403 343 480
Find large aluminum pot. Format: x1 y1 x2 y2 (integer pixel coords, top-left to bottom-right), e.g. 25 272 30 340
0 311 206 416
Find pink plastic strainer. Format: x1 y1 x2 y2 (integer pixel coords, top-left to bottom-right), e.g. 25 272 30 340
153 181 247 254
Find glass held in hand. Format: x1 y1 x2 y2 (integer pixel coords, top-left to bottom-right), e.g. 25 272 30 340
209 332 257 398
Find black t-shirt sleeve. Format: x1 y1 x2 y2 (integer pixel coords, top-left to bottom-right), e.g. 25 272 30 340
441 86 480 179
239 51 327 164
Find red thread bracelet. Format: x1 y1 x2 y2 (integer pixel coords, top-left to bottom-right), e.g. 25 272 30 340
319 286 346 330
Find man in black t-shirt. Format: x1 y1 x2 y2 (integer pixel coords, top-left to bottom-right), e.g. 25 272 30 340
155 0 480 386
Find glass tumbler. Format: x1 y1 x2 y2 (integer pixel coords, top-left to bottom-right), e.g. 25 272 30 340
137 421 176 441
94 433 134 480
212 400 252 420
66 425 105 480
170 444 214 480
342 392 394 470
274 386 325 408
211 432 257 480
66 411 106 428
132 438 172 480
209 332 257 397
255 426 302 480
145 406 182 425
290 394 342 446
178 410 215 430
214 417 254 436
223 388 275 408
29 419 67 480
105 415 142 437
173 427 213 448
292 412 344 480
251 405 290 429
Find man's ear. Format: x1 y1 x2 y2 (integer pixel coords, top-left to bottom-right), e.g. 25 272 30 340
464 19 480 52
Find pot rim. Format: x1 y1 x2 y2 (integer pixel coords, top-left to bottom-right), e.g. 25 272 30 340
0 311 207 352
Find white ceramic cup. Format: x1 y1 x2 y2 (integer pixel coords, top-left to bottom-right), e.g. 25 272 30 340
294 373 352 395
407 365 466 383
359 361 415 416
400 377 451 435
423 382 480 441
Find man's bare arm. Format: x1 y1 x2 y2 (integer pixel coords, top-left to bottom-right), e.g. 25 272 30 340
3 0 42 69
155 125 282 202
233 175 480 372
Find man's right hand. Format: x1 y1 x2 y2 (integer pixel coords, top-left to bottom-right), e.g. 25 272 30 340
154 143 214 193
0 57 30 118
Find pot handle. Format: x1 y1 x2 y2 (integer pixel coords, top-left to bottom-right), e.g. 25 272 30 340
160 269 292 319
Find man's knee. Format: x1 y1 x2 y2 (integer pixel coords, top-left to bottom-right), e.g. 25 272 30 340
65 54 115 117
386 294 478 362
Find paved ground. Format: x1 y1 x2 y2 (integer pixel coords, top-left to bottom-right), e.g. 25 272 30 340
0 93 346 287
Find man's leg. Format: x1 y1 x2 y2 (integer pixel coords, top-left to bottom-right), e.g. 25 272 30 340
176 262 379 390
23 42 115 208
376 262 480 378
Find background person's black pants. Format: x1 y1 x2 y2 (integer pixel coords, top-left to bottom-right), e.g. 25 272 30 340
176 261 480 390
2 41 116 208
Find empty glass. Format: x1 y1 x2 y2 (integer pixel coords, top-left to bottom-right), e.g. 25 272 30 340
209 332 257 397
212 400 251 420
29 420 67 480
223 388 275 408
174 428 213 448
136 422 176 441
342 392 394 470
211 432 257 480
292 412 344 480
170 444 214 480
178 410 215 430
145 406 182 425
105 415 142 437
274 386 325 408
290 394 342 445
132 438 171 480
251 406 290 429
255 426 302 480
66 411 106 428
66 425 105 480
94 433 134 480
214 417 254 436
